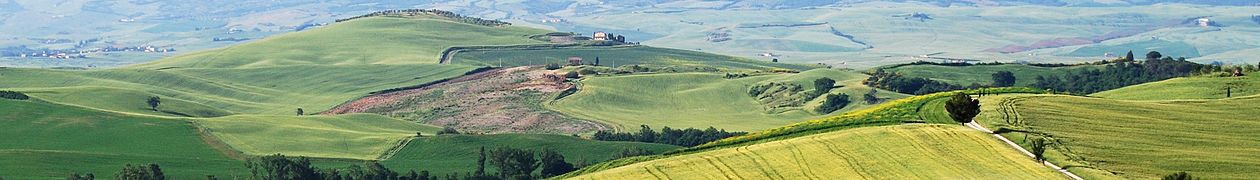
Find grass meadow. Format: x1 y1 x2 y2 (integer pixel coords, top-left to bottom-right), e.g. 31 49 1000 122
0 64 474 116
1091 73 1258 100
568 124 1064 179
0 99 243 179
977 94 1260 179
134 16 549 68
548 69 908 131
195 114 442 160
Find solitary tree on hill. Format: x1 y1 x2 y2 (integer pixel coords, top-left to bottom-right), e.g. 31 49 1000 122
147 96 161 111
1031 138 1047 163
296 108 304 116
814 78 836 96
945 93 980 124
1125 50 1135 62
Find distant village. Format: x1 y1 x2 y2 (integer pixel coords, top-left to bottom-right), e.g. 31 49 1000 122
1 45 175 59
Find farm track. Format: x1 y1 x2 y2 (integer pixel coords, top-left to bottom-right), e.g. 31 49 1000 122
437 44 638 64
967 113 1078 180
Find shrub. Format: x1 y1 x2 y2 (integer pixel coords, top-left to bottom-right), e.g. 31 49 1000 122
0 90 29 100
544 63 562 70
114 163 164 180
1030 138 1047 162
1162 172 1196 180
437 127 460 135
564 71 580 79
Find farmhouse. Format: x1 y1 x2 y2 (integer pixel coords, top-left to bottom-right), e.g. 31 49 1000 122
568 57 583 66
593 31 608 41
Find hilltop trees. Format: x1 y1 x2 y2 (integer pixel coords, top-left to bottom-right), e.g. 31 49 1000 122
593 125 747 147
1032 54 1204 94
115 163 164 180
147 96 161 111
1125 51 1136 62
945 93 980 124
0 90 29 100
864 69 964 95
991 71 1016 87
1146 51 1163 60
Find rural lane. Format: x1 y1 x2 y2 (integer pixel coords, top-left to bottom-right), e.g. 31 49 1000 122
965 122 1085 180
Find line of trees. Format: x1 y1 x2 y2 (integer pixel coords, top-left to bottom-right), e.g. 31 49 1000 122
335 9 511 27
0 90 29 100
593 125 747 147
1031 54 1205 94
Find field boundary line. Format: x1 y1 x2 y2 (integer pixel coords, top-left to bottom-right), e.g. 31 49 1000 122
966 121 1083 180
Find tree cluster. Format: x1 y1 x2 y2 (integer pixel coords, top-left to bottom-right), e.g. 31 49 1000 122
335 9 511 27
863 89 880 104
991 71 1016 87
814 93 851 114
236 149 577 180
593 125 748 147
0 90 29 100
1032 54 1205 94
1163 172 1198 180
863 69 970 95
115 163 165 180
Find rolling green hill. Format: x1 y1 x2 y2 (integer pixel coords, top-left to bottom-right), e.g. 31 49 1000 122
568 124 1064 179
880 64 1096 87
381 134 680 176
195 114 442 160
559 87 1054 178
1091 73 1257 100
0 64 474 116
548 69 909 131
977 94 1260 179
0 99 242 179
134 16 549 69
451 46 814 71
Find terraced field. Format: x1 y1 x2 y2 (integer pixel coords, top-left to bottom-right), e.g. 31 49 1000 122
568 124 1064 179
451 46 814 71
880 64 1096 86
0 99 242 179
549 69 909 131
381 134 680 176
0 64 474 116
134 16 549 68
977 94 1260 179
1091 73 1258 100
195 114 442 160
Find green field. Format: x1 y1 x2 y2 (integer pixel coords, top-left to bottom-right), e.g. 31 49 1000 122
881 64 1096 86
0 99 242 179
135 16 549 69
451 46 814 71
381 134 680 176
568 124 1064 179
1091 73 1258 100
977 94 1260 179
549 69 909 131
0 64 474 116
196 114 442 160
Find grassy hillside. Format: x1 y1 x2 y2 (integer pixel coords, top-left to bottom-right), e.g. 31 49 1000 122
977 94 1260 179
568 124 1064 179
381 134 680 176
135 16 549 68
0 64 474 116
0 99 242 179
549 69 909 131
451 46 814 71
560 87 1052 178
1091 73 1258 100
195 114 442 160
881 64 1096 86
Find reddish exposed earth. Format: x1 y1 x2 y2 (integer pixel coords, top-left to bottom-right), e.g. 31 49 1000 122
325 66 608 134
